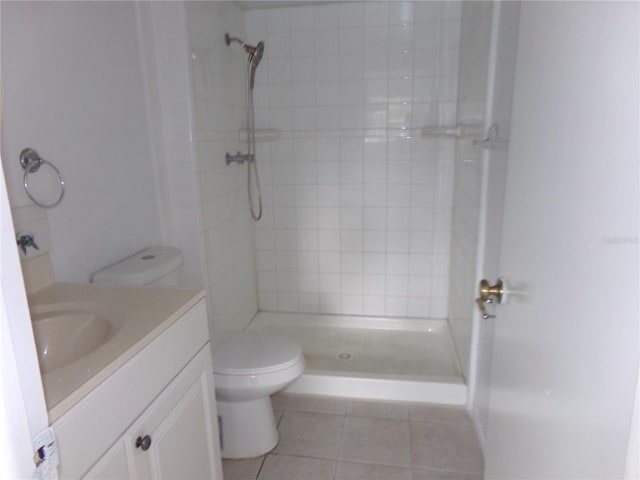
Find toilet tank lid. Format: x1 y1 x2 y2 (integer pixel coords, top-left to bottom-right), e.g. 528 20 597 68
91 246 183 286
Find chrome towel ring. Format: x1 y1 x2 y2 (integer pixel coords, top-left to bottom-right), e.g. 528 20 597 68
20 148 65 208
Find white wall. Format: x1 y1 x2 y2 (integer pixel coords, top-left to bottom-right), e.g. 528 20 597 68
247 2 462 318
1 1 162 283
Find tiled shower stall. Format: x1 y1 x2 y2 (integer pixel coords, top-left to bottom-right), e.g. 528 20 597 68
179 1 491 379
140 0 492 397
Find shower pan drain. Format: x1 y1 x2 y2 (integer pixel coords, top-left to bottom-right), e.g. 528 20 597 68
337 353 352 360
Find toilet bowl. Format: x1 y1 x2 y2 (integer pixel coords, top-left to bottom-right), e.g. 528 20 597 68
92 247 305 459
212 331 304 458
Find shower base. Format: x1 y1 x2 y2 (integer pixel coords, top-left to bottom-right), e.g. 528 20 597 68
246 312 467 405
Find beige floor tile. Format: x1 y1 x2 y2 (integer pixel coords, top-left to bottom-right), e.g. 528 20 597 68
339 416 411 467
273 411 344 459
222 457 264 480
335 460 413 479
409 404 473 426
285 393 350 415
257 454 336 480
347 399 410 419
412 467 483 480
410 421 484 474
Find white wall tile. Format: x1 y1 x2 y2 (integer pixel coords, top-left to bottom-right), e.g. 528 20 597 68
363 295 385 316
408 297 431 317
385 296 408 317
318 250 340 272
364 230 387 252
277 292 299 312
363 274 386 295
250 1 461 319
364 3 389 26
315 31 339 56
342 295 364 315
319 293 342 313
340 28 364 55
259 291 278 311
386 275 408 295
318 208 341 230
267 8 290 33
389 2 414 25
298 292 320 313
387 253 410 275
319 272 341 292
387 230 410 253
364 208 387 230
298 272 319 292
409 275 432 296
290 7 314 32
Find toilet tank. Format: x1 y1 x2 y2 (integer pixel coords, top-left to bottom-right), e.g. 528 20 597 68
91 247 183 287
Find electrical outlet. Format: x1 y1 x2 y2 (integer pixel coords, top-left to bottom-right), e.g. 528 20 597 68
33 427 58 480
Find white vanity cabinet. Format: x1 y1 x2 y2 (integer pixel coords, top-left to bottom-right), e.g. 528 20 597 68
50 298 223 479
85 346 219 479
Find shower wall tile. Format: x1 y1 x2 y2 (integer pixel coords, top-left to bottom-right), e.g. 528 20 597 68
186 2 258 330
247 2 462 319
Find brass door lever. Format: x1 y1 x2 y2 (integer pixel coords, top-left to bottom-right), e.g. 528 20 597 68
476 298 495 319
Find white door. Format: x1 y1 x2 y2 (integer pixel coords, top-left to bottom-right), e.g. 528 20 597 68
484 2 639 478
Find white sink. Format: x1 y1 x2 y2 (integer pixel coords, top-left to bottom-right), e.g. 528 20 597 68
26 283 205 422
30 303 119 373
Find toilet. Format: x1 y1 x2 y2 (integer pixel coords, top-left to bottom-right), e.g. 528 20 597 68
211 331 304 458
92 247 305 458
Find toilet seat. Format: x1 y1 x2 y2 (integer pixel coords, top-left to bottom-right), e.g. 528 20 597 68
212 331 303 375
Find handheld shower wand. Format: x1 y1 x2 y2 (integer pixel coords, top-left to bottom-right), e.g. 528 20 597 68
225 33 265 221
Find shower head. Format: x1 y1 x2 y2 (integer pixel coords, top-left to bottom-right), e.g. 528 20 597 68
248 41 265 67
225 33 265 89
248 41 264 89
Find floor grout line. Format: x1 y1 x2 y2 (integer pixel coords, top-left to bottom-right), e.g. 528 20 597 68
254 455 267 480
332 405 348 476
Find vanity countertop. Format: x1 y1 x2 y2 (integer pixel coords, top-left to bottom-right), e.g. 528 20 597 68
28 282 206 422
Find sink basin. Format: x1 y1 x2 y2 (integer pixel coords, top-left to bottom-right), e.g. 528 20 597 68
31 304 118 373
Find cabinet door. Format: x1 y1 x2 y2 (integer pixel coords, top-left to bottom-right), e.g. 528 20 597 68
128 346 222 480
83 439 132 479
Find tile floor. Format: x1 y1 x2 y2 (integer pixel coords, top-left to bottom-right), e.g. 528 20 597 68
222 394 484 480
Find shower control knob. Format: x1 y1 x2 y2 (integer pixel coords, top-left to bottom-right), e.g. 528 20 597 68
135 435 152 451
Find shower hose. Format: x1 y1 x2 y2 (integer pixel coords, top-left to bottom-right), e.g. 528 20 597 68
246 60 263 221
